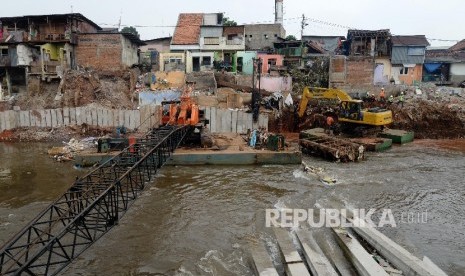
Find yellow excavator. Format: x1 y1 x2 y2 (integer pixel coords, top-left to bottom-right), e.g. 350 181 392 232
298 87 392 128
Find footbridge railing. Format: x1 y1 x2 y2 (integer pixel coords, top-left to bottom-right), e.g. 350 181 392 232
0 125 190 275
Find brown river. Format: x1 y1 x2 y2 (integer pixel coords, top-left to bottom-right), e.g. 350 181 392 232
0 141 464 275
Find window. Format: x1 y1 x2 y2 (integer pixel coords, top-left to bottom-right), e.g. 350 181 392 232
400 67 409 75
202 56 211 66
1 48 8 56
274 34 278 37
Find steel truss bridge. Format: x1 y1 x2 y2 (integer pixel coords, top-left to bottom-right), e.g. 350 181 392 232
0 125 190 275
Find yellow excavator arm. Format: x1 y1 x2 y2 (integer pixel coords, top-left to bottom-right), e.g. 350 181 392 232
298 87 313 117
298 87 353 117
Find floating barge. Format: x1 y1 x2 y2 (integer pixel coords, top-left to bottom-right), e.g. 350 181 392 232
379 129 414 144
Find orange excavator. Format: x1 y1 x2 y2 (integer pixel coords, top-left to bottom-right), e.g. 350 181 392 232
161 81 205 126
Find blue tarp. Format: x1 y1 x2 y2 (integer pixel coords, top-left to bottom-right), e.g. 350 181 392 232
424 63 442 73
138 90 181 106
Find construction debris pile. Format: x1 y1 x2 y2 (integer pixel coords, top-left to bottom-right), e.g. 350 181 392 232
390 87 465 138
47 137 97 162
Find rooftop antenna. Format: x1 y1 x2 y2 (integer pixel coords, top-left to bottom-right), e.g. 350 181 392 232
71 5 73 13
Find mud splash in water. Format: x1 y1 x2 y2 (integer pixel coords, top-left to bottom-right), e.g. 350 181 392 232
0 141 464 275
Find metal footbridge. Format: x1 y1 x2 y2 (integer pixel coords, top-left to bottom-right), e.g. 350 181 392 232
0 125 190 275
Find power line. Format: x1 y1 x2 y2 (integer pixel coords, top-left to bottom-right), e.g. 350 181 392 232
97 16 461 43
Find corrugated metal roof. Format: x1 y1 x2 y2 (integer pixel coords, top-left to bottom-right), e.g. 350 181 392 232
391 46 425 64
391 35 429 46
0 13 102 31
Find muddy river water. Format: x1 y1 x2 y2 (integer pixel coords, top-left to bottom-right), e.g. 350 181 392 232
0 141 464 275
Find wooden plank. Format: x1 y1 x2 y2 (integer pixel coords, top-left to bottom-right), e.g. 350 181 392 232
57 108 63 127
0 112 4 132
333 228 389 276
29 111 36 127
69 107 76 125
63 107 70 126
273 228 303 263
85 107 92 125
216 108 223 133
154 105 161 128
133 110 140 130
231 110 238 133
119 110 125 127
252 114 259 130
295 230 338 276
205 106 211 131
113 110 119 127
1 112 7 130
210 107 217 133
249 242 279 276
124 110 131 129
107 109 114 128
97 108 104 127
21 111 30 127
91 108 98 126
75 107 82 125
246 112 253 132
45 110 52 127
50 109 58 128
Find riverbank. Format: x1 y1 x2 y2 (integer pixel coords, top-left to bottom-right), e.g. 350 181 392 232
1 141 463 275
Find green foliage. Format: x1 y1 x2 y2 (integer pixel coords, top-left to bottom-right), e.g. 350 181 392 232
222 17 237 26
291 56 330 93
285 35 297 41
121 26 140 38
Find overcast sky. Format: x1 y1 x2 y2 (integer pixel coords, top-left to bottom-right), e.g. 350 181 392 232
1 0 463 47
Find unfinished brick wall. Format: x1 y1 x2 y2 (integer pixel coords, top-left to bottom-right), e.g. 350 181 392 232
75 34 123 71
344 57 374 88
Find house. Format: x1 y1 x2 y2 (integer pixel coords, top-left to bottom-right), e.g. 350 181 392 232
139 36 172 71
447 40 465 86
244 24 285 51
273 40 325 68
341 29 392 87
75 31 145 71
0 13 101 94
390 35 430 85
302 35 344 55
170 13 246 73
423 46 453 84
0 13 145 97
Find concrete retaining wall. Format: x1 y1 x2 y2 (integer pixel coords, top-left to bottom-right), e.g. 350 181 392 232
0 105 267 134
203 106 268 133
0 105 161 133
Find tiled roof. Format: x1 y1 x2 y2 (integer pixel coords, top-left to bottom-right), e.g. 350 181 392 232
391 35 430 46
449 39 465 52
171 13 203 45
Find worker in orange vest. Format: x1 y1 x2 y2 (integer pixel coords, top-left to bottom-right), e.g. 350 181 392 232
379 87 386 102
326 116 335 134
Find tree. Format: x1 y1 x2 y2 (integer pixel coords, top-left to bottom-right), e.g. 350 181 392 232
286 35 297 41
222 17 237 26
121 26 140 38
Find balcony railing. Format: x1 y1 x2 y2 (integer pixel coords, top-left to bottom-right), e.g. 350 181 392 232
226 39 243 45
204 37 220 45
201 37 245 49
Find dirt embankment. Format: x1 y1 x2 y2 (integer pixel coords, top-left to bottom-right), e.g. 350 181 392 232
14 68 138 111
